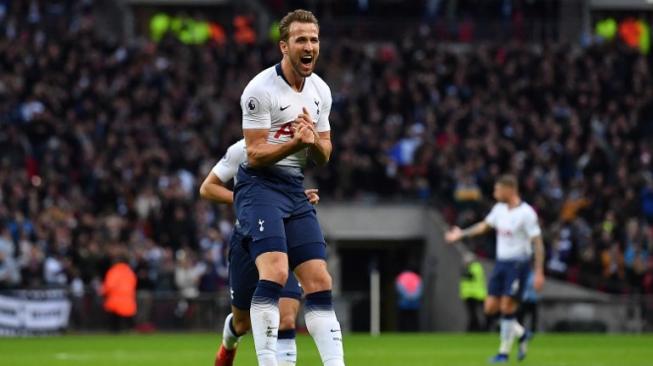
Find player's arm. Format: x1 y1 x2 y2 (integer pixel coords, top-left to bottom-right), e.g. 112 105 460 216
531 234 546 291
309 130 331 166
199 172 233 204
244 127 314 168
445 221 491 243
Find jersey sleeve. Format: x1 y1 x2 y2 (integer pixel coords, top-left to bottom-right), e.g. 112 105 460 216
484 204 500 228
211 141 246 182
241 84 272 130
524 208 542 239
316 83 332 133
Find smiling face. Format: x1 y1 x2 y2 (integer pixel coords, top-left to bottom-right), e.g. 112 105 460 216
280 21 320 78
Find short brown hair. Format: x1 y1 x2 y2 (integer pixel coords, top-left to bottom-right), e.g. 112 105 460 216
279 9 319 42
497 174 518 189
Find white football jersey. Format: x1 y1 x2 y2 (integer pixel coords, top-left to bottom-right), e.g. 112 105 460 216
211 139 247 183
240 64 332 168
484 202 541 260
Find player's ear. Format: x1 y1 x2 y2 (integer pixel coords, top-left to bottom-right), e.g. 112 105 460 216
279 40 288 55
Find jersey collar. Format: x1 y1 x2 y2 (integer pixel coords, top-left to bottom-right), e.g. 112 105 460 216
275 63 305 92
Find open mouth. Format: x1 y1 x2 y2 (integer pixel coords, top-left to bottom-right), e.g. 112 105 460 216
300 55 313 65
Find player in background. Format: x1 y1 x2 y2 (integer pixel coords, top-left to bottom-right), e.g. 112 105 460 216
199 139 319 366
445 175 545 363
235 9 345 366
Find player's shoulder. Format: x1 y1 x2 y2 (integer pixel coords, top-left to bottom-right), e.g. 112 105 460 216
491 202 508 211
242 66 278 95
519 202 538 218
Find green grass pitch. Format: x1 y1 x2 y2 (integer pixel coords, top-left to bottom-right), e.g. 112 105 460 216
1 332 652 365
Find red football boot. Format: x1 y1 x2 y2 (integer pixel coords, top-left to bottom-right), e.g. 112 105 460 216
214 344 237 366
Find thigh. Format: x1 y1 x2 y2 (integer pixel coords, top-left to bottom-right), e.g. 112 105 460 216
228 233 259 310
504 261 530 300
285 209 326 269
235 181 292 260
487 263 505 297
239 204 288 260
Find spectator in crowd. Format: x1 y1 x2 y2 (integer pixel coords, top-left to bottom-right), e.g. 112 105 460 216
0 224 20 288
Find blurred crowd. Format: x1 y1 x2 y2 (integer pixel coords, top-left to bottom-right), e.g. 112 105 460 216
1 0 653 297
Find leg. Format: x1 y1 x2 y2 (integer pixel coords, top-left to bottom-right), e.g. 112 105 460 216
294 259 344 366
216 230 259 366
224 306 251 349
497 296 522 357
464 299 474 331
250 251 289 366
285 205 344 366
466 299 480 331
236 199 290 366
486 263 510 363
529 302 538 333
484 296 500 317
277 297 300 366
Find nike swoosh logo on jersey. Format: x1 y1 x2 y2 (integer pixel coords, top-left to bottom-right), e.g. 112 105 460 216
280 105 291 111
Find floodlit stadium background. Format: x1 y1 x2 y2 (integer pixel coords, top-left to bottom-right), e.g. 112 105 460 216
1 0 653 346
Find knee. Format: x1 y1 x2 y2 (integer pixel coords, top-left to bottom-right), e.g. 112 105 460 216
257 257 289 285
302 272 332 294
500 303 516 315
261 268 288 286
279 312 296 330
484 302 499 316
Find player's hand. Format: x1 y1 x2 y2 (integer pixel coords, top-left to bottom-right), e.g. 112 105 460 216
304 188 320 205
534 270 545 292
293 122 315 146
298 107 320 138
445 226 463 243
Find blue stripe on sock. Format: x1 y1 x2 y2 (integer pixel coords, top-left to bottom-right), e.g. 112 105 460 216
278 329 296 339
502 313 516 320
252 280 283 305
305 290 333 311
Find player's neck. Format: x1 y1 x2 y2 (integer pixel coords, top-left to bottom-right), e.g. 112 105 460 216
281 58 305 92
507 196 521 209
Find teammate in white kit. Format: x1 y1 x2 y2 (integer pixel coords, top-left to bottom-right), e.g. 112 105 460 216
234 9 345 366
445 175 545 363
199 139 318 366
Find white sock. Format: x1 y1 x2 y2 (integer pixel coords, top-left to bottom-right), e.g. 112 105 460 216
250 280 283 366
222 313 243 350
513 320 525 339
305 307 345 366
276 337 297 365
499 317 517 355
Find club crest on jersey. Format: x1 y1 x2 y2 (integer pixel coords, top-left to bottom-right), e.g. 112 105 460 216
246 96 260 114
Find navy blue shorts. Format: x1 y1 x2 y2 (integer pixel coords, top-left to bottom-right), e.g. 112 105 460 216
487 259 531 299
228 229 302 310
233 165 327 269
